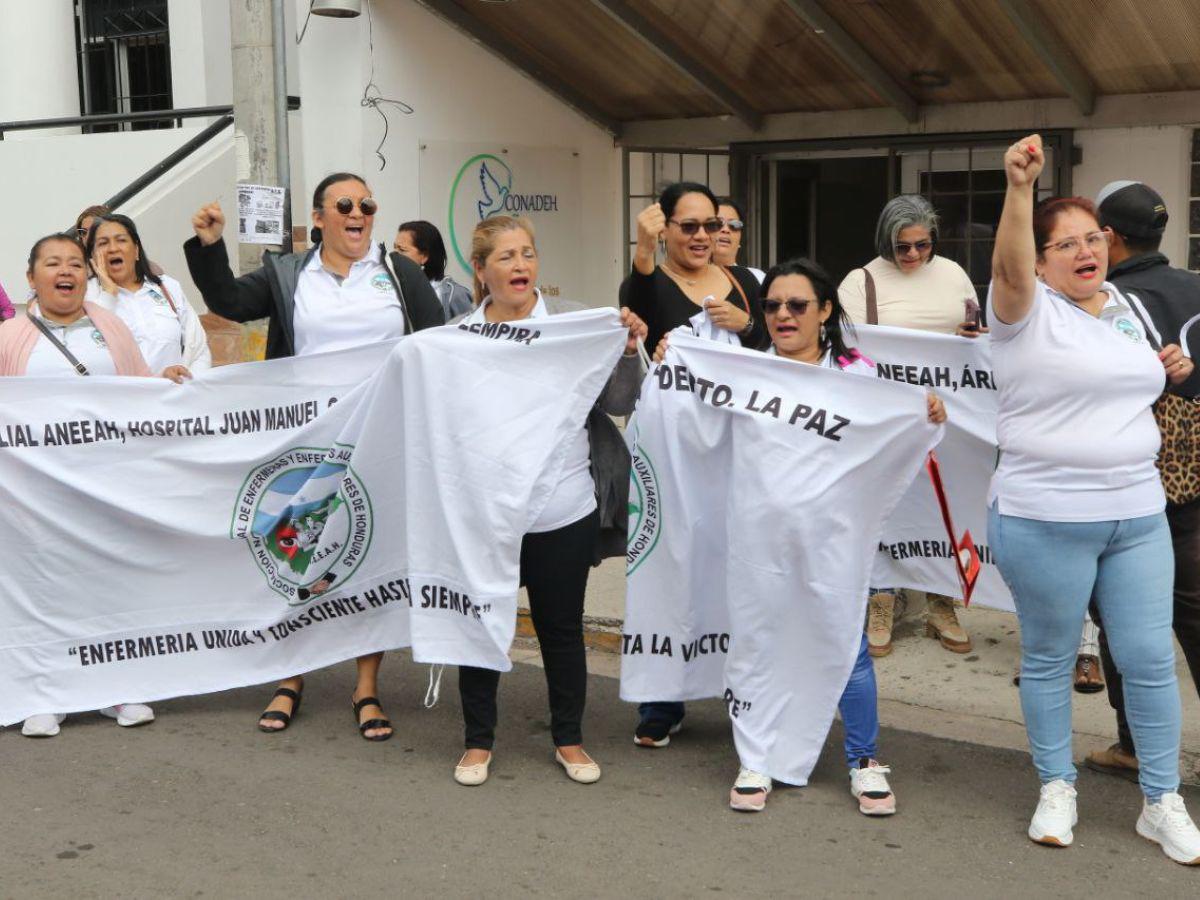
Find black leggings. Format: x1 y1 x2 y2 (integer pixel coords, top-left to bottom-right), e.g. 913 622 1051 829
458 509 598 750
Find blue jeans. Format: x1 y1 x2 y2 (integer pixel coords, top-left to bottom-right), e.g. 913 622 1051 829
840 633 879 766
638 701 685 726
989 505 1181 799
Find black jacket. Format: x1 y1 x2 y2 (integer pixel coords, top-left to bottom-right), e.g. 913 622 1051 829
183 237 445 359
1110 252 1200 399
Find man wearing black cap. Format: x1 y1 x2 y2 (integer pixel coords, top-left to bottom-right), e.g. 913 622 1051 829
1086 181 1200 781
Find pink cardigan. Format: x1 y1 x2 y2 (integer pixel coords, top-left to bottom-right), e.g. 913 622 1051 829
0 302 152 376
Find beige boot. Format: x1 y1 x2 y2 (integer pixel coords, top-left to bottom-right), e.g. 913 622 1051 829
925 594 971 653
866 592 898 657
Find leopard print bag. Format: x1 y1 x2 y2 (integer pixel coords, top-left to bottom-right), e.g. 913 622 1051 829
1154 392 1200 505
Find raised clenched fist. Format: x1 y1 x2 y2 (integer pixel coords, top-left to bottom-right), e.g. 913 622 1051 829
1004 135 1043 190
192 201 226 246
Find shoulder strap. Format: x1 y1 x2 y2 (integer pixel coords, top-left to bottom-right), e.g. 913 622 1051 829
862 268 878 325
154 278 188 354
29 315 89 375
720 266 751 314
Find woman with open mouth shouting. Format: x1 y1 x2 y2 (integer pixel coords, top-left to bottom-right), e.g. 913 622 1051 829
621 180 767 749
86 213 210 381
184 171 446 742
448 214 646 787
988 134 1200 863
652 258 945 815
0 232 172 736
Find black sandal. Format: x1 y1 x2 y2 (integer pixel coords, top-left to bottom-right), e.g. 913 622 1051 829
258 683 303 732
353 695 393 742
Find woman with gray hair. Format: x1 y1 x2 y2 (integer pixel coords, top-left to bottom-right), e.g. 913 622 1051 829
838 193 981 659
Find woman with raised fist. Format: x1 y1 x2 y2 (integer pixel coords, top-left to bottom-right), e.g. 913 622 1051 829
988 134 1200 862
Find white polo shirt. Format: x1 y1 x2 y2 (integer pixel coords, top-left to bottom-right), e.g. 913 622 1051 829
87 275 212 373
292 247 406 356
25 314 118 377
987 280 1166 522
462 292 598 534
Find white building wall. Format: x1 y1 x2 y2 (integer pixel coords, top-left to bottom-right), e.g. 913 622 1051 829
1074 126 1192 266
291 0 623 308
0 0 79 135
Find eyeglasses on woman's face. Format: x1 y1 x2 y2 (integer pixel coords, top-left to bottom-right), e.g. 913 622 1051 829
1042 231 1110 256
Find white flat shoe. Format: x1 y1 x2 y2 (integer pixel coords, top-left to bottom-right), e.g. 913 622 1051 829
555 749 601 784
99 704 155 727
454 752 492 786
22 714 66 737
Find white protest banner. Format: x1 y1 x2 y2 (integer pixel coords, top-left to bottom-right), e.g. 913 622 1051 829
622 331 940 785
852 325 1013 611
0 310 624 726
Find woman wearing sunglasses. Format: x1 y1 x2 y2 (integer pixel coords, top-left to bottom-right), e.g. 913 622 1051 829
713 198 764 284
622 181 767 749
623 181 766 360
837 193 980 660
183 171 446 741
652 257 944 814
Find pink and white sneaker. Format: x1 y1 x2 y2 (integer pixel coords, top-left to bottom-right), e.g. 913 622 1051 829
729 767 772 812
849 758 896 816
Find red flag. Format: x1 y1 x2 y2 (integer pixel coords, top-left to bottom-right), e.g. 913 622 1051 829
925 451 981 605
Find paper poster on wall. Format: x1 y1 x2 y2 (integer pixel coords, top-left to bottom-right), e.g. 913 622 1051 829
419 142 582 302
237 183 286 245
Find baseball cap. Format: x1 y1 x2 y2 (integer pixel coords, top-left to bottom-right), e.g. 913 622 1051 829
1095 180 1168 239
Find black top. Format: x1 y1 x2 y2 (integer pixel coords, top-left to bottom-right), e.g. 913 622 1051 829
1109 252 1200 399
620 264 767 354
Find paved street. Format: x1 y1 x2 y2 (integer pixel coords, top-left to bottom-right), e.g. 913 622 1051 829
3 652 1198 899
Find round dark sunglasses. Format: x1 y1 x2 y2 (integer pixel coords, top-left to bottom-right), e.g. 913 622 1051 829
332 196 378 216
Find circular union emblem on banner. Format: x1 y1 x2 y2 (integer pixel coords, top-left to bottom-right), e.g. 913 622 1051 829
231 445 373 605
626 450 662 575
448 153 513 274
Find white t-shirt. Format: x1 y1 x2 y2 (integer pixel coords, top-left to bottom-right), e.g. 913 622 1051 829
25 314 119 377
292 248 406 356
747 266 766 285
839 255 976 335
462 291 597 534
986 280 1166 522
88 275 212 374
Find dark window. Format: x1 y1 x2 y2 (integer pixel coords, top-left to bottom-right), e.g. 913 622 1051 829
75 0 172 131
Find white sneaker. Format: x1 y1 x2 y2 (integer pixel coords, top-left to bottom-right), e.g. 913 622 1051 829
849 759 896 816
1137 792 1200 865
1028 779 1077 846
729 767 772 812
21 714 66 737
99 704 155 727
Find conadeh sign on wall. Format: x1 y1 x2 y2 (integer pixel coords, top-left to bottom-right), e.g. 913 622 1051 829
420 141 583 301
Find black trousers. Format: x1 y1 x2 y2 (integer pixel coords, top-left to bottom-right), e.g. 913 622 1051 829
458 509 598 750
1096 498 1200 753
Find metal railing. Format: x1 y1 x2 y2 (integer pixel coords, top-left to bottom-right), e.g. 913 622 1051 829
0 99 300 215
0 97 299 139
